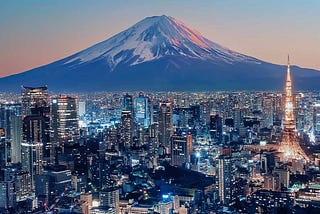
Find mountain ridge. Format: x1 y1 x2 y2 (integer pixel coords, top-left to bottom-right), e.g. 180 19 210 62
1 15 320 92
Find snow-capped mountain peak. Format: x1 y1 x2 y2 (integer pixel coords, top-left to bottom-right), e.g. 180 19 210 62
64 15 259 69
2 15 320 92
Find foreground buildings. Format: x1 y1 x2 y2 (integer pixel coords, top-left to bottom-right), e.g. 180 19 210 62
0 60 320 213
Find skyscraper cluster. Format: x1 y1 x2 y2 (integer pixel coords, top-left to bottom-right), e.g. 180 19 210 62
0 62 320 213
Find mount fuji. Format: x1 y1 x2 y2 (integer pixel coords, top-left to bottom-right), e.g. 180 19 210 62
1 15 320 91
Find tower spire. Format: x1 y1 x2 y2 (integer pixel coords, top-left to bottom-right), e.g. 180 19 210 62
279 56 309 162
286 54 291 83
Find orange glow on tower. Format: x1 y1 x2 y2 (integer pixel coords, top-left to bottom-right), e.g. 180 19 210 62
279 56 309 162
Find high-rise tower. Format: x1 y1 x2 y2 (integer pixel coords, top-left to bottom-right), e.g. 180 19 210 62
135 94 150 128
21 86 49 117
21 86 50 189
120 110 132 148
51 95 79 163
122 94 133 113
283 56 295 131
158 102 173 153
279 56 309 161
0 103 22 164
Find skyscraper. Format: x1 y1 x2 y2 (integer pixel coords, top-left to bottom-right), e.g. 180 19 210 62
135 95 150 128
21 86 49 117
261 95 274 128
210 114 223 144
233 105 242 131
51 95 79 162
122 94 133 113
158 102 173 153
0 180 16 210
21 115 49 189
120 110 132 148
170 134 192 167
21 86 50 189
0 103 22 164
218 151 234 205
0 129 10 167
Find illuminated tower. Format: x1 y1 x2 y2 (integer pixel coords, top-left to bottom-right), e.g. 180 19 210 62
283 56 295 131
218 154 234 205
120 110 132 148
51 95 79 163
135 94 150 128
21 86 49 117
279 56 309 161
170 134 192 166
122 94 133 113
21 86 50 189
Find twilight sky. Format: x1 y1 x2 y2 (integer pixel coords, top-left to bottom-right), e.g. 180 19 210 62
1 0 319 77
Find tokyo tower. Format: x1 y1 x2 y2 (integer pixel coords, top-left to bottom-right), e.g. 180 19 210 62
278 56 309 162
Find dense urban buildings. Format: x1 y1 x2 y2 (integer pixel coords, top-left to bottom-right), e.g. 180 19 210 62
0 63 320 213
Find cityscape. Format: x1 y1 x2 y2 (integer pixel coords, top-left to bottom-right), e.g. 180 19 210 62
1 59 320 213
1 1 320 214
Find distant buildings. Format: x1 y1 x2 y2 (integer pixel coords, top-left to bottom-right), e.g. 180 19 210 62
0 82 320 213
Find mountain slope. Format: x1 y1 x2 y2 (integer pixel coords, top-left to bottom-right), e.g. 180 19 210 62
1 15 320 92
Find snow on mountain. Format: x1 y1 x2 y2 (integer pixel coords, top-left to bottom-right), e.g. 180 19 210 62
64 15 260 69
2 15 320 92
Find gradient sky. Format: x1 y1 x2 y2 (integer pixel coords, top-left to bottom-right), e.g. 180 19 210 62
1 0 320 77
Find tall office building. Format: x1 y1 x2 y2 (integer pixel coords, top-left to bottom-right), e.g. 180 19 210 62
273 168 290 189
135 95 150 128
21 85 50 190
100 187 119 213
170 134 192 166
35 165 72 204
78 101 86 117
21 115 49 189
261 96 274 128
210 114 223 144
51 95 79 162
218 154 234 205
0 167 17 211
21 86 49 117
15 171 31 201
0 181 16 210
0 103 22 164
122 94 133 113
158 102 173 153
233 105 242 131
313 104 320 136
120 110 132 148
0 129 10 167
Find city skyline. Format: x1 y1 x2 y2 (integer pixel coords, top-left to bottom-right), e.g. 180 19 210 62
1 2 320 213
1 74 319 212
1 0 320 77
